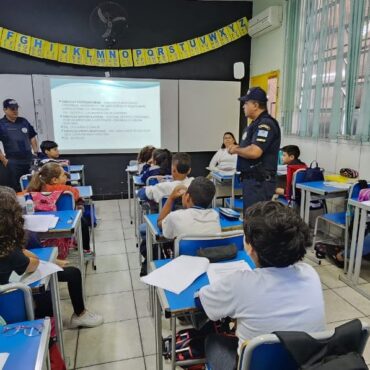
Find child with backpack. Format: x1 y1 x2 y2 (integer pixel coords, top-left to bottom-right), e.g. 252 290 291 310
26 162 92 257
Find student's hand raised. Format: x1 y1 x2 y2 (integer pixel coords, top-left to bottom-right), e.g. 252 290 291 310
169 185 187 200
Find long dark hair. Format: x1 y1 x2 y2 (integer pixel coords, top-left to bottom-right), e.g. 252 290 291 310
221 132 238 148
0 186 25 257
152 149 172 175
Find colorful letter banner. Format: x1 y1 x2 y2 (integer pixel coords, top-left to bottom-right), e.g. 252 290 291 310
0 17 248 68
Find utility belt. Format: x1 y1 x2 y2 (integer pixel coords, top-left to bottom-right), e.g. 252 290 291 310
239 170 276 182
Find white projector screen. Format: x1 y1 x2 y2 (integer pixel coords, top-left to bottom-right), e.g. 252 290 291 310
50 77 161 151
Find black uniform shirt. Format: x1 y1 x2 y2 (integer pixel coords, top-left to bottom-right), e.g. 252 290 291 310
0 248 30 285
0 116 37 160
237 111 281 173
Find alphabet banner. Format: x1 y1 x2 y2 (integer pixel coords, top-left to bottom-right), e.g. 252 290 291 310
0 17 248 68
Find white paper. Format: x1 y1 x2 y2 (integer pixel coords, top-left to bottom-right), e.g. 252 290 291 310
23 214 59 232
10 261 63 286
361 200 370 206
323 182 351 189
0 353 9 370
141 255 209 294
207 260 251 285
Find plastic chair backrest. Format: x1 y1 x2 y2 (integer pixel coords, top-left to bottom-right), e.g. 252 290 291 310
291 169 307 206
146 176 159 186
19 174 32 191
0 283 34 324
175 231 244 257
239 322 370 370
56 191 75 210
129 160 138 166
350 181 370 200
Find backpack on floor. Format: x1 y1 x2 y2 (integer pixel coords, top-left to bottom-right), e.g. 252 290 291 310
274 319 368 370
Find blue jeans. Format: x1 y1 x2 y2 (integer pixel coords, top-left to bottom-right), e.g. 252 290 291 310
205 334 238 370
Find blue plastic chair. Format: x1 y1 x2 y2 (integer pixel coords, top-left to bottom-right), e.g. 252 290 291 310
19 174 32 191
225 173 243 211
236 321 370 370
0 283 34 324
174 230 244 257
55 191 75 210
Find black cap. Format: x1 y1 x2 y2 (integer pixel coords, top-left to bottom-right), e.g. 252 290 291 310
3 99 19 109
239 87 268 103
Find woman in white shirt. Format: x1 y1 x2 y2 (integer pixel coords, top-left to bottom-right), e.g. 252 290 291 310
200 201 325 370
208 132 238 172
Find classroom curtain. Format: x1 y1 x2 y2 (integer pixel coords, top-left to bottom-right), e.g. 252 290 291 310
283 0 370 142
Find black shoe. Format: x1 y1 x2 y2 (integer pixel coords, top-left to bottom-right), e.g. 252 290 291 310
140 259 147 277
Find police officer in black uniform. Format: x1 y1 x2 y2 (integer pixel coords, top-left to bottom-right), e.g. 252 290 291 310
228 87 281 214
0 99 38 191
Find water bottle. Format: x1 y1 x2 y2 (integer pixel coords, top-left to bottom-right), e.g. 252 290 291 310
25 195 35 215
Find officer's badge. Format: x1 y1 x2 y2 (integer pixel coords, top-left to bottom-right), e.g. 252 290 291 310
21 128 28 134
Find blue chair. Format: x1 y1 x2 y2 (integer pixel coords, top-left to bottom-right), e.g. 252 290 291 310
55 191 75 210
0 283 34 323
19 174 32 191
174 230 244 257
312 181 369 271
236 322 370 370
225 173 243 211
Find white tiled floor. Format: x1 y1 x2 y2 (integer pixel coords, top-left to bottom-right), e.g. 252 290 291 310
61 199 370 369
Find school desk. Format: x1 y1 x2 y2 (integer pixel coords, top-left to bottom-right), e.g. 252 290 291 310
75 185 96 270
0 318 51 370
69 165 85 185
340 199 370 300
151 250 254 370
29 247 64 360
35 210 85 293
296 181 350 224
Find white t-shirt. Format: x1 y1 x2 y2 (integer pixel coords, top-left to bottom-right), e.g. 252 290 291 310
162 208 221 240
145 177 194 203
199 262 326 353
209 148 237 172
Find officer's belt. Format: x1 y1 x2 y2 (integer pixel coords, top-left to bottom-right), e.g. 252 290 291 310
239 171 276 182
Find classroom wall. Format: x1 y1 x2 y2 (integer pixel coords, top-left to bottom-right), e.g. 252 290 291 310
0 0 252 198
251 0 370 182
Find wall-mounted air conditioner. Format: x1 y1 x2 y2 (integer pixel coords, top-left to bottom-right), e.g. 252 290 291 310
248 6 283 38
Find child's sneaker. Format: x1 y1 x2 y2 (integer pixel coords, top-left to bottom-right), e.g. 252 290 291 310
70 309 103 328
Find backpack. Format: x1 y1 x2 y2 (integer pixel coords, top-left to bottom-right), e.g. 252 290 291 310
274 319 368 370
31 191 63 211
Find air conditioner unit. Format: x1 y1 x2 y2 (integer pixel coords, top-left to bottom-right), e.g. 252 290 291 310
248 6 283 38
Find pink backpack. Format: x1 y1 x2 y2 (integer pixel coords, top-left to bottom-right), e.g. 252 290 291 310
359 188 370 202
31 191 63 211
31 191 72 259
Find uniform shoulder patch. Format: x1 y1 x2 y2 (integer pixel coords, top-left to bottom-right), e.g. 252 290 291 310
256 138 266 142
257 129 269 138
258 123 271 130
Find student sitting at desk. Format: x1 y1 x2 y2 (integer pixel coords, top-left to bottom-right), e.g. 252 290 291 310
38 140 70 167
138 152 193 203
208 132 238 172
0 186 103 328
199 201 325 370
26 162 92 255
158 176 221 239
140 148 172 184
275 145 306 200
137 145 155 174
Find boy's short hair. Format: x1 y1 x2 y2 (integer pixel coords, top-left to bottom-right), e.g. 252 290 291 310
40 140 58 154
244 201 311 268
281 145 300 159
187 176 215 208
172 152 191 174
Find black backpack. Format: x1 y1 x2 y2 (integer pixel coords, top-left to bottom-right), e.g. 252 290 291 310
274 319 368 370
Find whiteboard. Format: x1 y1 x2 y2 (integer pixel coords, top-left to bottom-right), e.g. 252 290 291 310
179 80 241 152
